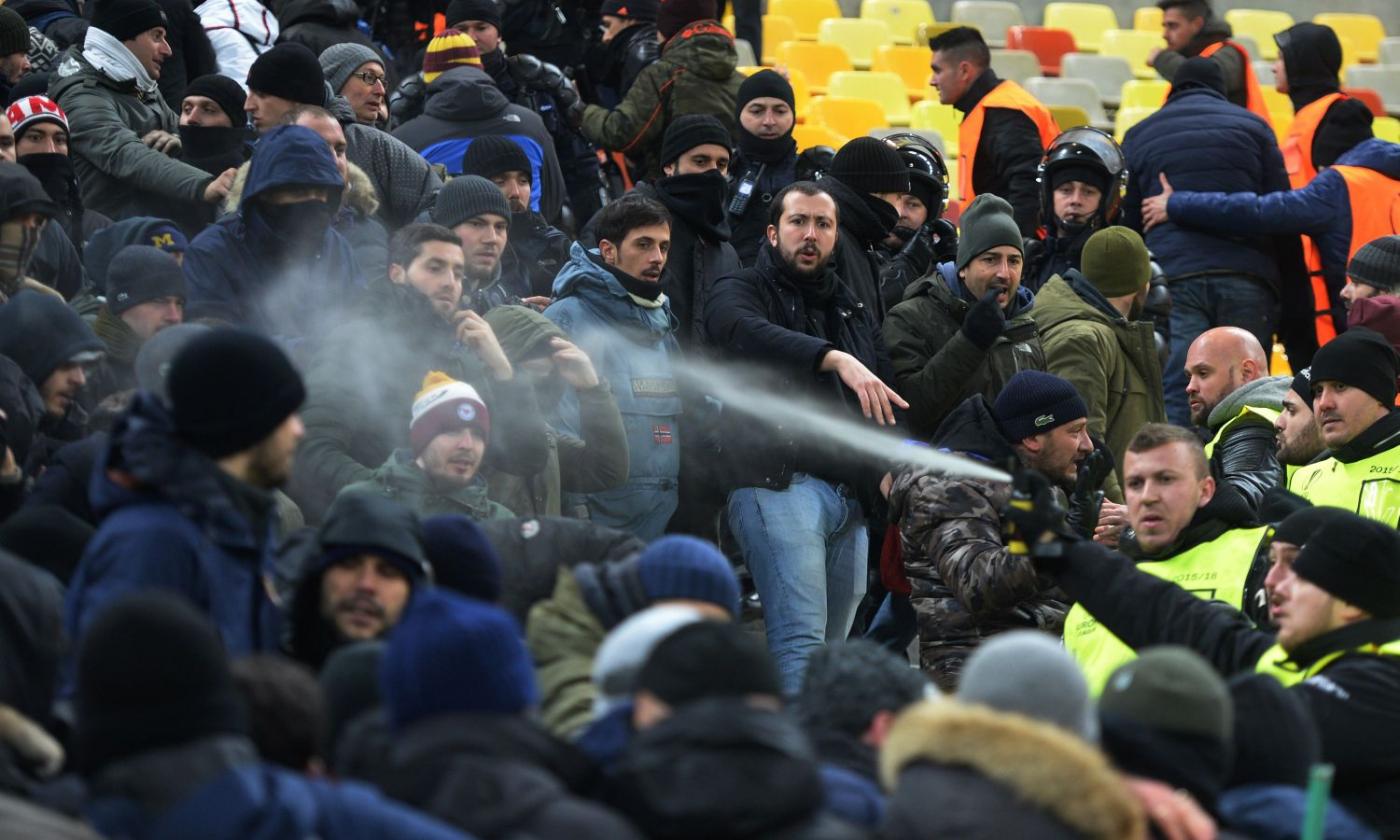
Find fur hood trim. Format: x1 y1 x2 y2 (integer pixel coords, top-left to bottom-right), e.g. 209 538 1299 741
222 160 380 217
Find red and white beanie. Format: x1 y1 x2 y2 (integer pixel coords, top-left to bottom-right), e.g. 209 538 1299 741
6 96 69 136
409 371 490 455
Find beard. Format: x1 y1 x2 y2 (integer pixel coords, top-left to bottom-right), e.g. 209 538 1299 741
778 239 829 279
245 436 294 489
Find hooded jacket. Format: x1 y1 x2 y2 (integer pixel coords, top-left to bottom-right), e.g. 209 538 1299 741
183 125 363 346
0 357 44 518
1277 23 1376 171
194 0 278 85
392 67 565 222
1204 374 1288 516
275 0 379 62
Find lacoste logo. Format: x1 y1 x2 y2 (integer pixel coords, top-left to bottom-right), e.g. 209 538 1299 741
1034 414 1055 428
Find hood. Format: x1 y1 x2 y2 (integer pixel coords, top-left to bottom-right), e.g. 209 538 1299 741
241 125 344 206
1333 137 1400 179
194 0 278 44
550 241 674 341
483 303 567 363
929 395 1017 462
277 0 356 27
224 159 378 216
0 356 44 470
660 20 739 82
0 289 103 388
1207 374 1289 431
1030 271 1122 332
0 552 63 727
1277 22 1341 101
0 160 58 221
82 217 187 294
424 67 509 122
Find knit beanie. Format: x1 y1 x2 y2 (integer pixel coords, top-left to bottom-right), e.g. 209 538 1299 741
74 592 246 776
1049 162 1108 195
736 68 794 115
959 630 1096 742
409 371 490 455
0 504 93 586
656 0 717 41
1293 512 1400 619
1270 502 1348 547
5 95 66 136
445 0 501 29
134 323 210 402
246 43 327 106
318 641 383 754
1346 295 1400 359
1308 325 1400 407
1099 646 1233 746
659 114 731 168
829 136 910 196
1080 226 1150 298
0 7 28 57
1171 56 1226 96
992 370 1088 442
592 604 706 716
636 535 741 617
1346 235 1400 294
381 589 539 729
422 29 482 84
600 0 658 21
1289 366 1314 410
183 74 247 127
460 135 531 182
319 43 384 95
1226 673 1320 788
635 620 782 706
421 514 503 602
482 303 567 363
955 193 1022 270
431 173 511 228
106 245 186 316
316 493 431 580
0 291 103 388
166 328 306 459
90 0 166 42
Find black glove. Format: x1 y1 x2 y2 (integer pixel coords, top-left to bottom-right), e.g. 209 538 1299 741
930 217 958 264
1002 468 1076 559
961 287 1007 351
896 224 936 277
1065 441 1114 539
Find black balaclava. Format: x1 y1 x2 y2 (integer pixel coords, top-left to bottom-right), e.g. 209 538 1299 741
247 197 336 261
655 170 730 242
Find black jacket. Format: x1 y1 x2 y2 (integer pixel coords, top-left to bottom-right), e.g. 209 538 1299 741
726 145 797 266
482 516 645 625
155 0 218 111
953 69 1047 238
595 22 660 104
821 175 896 322
501 211 572 299
1277 23 1376 171
276 0 384 73
635 177 739 347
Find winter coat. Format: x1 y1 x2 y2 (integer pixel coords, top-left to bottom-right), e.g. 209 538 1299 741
1152 17 1251 110
501 211 572 299
884 268 1045 441
1023 222 1094 293
1218 784 1379 840
483 516 644 624
632 179 739 347
809 731 884 829
27 220 85 300
544 243 680 539
82 306 141 413
1204 374 1288 516
1121 86 1290 286
10 0 86 48
195 0 277 85
0 357 45 520
319 96 441 231
340 449 513 521
393 67 564 222
953 69 1051 238
381 713 641 840
48 46 213 220
889 395 1069 690
0 552 63 773
581 20 744 181
526 567 610 738
275 0 379 61
726 147 797 266
815 175 892 321
1031 271 1165 501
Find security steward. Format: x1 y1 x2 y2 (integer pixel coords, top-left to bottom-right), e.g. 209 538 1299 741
1150 0 1270 123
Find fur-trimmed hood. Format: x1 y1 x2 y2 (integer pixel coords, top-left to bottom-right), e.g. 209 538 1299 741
221 159 380 218
880 702 1144 840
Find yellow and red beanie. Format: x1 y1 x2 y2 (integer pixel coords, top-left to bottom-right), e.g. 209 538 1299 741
409 371 490 454
423 28 482 84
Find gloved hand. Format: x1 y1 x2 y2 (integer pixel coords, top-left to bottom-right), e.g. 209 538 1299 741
896 224 936 277
1065 441 1115 539
565 97 587 129
930 218 958 264
961 287 1007 351
1002 468 1076 558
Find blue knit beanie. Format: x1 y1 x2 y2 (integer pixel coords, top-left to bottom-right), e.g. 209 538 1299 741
381 590 538 730
992 370 1088 443
636 535 741 617
420 514 502 602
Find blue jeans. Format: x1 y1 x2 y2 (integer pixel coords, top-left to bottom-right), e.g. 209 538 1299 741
864 592 917 654
1163 274 1279 426
728 473 868 695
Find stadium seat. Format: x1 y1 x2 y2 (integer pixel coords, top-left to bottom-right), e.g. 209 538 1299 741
1006 26 1077 76
829 71 912 124
1120 78 1169 109
1062 52 1134 107
819 18 893 70
1223 9 1293 61
1114 105 1156 141
1261 86 1294 142
734 38 757 67
1375 115 1400 143
1346 65 1400 116
1344 87 1387 118
1100 28 1160 79
788 68 813 120
910 100 962 156
1026 76 1110 128
1133 6 1162 33
861 0 936 46
735 65 763 76
778 41 854 94
990 48 1042 84
1050 104 1092 131
724 15 799 65
808 95 890 138
1382 37 1400 66
1253 60 1276 87
871 126 947 158
950 0 1023 48
1314 14 1386 65
793 122 849 151
873 44 934 99
946 157 960 202
1042 3 1120 53
769 0 842 41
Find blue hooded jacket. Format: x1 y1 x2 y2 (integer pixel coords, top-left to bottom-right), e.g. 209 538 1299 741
183 125 364 345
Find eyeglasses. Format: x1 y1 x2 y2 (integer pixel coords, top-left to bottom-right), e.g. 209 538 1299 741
351 71 386 87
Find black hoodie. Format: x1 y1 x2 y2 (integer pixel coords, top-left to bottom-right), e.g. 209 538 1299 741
1277 22 1375 170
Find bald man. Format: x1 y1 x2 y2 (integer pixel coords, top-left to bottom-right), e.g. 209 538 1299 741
1183 326 1288 513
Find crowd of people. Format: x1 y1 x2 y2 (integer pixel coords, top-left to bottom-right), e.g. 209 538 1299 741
0 0 1397 835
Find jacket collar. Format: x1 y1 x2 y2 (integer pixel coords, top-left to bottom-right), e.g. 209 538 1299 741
1329 409 1400 464
1285 617 1400 669
954 67 1002 115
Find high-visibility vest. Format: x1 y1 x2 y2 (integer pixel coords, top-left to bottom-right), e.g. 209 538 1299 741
1332 164 1400 256
1204 405 1281 460
1288 440 1400 525
1255 637 1400 687
1065 525 1270 694
1200 40 1271 124
958 79 1060 207
1284 92 1351 346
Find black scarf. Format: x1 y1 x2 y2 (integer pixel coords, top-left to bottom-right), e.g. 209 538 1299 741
178 124 250 176
823 177 898 247
737 129 796 165
653 171 731 242
589 250 662 301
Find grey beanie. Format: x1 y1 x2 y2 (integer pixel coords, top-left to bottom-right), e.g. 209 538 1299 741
134 323 213 402
1347 234 1400 293
958 630 1097 742
955 193 1023 270
431 175 512 229
1099 646 1233 746
319 43 385 94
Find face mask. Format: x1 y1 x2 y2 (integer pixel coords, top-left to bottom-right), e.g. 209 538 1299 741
18 154 76 205
657 169 730 232
178 124 250 175
0 217 41 300
252 199 335 256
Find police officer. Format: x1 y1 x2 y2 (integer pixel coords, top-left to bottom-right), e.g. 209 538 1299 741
878 132 957 310
1024 127 1127 293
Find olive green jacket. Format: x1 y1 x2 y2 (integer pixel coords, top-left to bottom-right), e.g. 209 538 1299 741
526 568 606 739
339 450 514 521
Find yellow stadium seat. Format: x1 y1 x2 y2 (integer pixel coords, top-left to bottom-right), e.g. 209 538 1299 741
818 18 893 70
793 122 849 150
1375 116 1400 144
873 44 934 99
1261 86 1294 142
829 71 912 124
788 68 813 120
1133 6 1162 33
769 0 842 41
861 0 935 46
910 100 962 156
1114 105 1156 141
807 95 889 138
777 41 853 94
946 157 960 202
724 14 799 65
736 66 763 76
1119 78 1169 109
1314 14 1386 65
1042 2 1120 53
1223 9 1293 61
1100 28 1159 79
1050 104 1092 131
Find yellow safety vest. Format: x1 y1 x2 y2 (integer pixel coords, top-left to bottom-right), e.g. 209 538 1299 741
1204 405 1281 460
1066 526 1269 695
1287 442 1400 526
1255 638 1400 687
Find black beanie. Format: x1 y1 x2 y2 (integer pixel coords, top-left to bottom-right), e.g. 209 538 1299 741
992 370 1088 442
0 504 93 586
106 245 187 315
90 0 167 42
656 0 716 40
601 0 658 21
1308 326 1400 407
246 43 327 106
636 621 781 707
1289 366 1314 410
460 135 531 182
183 74 248 128
1346 235 1400 294
736 69 794 117
1269 503 1348 547
445 0 501 29
830 136 909 196
1226 674 1320 789
660 114 731 168
1171 56 1226 96
1049 161 1109 194
0 7 30 57
167 328 306 459
75 592 245 776
1293 513 1400 619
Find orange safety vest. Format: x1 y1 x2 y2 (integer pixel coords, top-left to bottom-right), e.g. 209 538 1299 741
1200 40 1271 124
1284 92 1350 346
958 80 1060 207
1332 165 1400 258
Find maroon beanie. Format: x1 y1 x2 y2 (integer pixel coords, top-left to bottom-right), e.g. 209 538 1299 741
657 0 717 40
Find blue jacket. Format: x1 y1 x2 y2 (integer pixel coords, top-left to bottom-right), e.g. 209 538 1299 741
1121 86 1291 284
544 243 680 540
1167 138 1400 293
819 762 885 829
183 125 363 346
1218 783 1378 840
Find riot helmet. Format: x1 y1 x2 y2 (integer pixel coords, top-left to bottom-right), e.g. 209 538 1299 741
882 132 950 221
1037 127 1127 235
